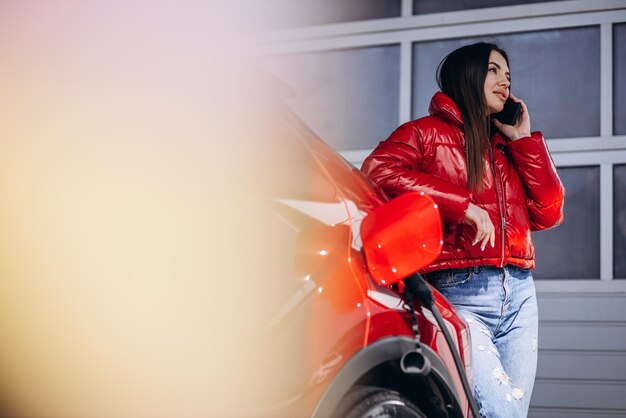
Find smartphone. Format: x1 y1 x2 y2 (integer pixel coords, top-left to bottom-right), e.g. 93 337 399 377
493 98 522 125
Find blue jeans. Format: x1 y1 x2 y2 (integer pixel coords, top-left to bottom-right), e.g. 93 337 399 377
428 265 538 418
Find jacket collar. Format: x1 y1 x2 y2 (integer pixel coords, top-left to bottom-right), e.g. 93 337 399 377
429 92 508 147
428 92 463 128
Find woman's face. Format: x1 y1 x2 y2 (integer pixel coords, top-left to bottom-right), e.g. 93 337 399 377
483 50 511 115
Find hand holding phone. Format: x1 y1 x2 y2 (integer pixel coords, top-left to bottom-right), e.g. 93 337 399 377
493 98 522 126
492 94 531 141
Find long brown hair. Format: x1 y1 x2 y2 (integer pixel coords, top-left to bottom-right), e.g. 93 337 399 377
436 42 509 191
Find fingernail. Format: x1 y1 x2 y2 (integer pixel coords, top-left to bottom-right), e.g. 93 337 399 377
481 245 485 251
491 242 495 248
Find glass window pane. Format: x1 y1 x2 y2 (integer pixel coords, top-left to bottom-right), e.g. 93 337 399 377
614 24 626 135
532 166 600 280
412 27 600 139
615 165 626 278
263 46 400 150
261 0 400 29
413 0 570 15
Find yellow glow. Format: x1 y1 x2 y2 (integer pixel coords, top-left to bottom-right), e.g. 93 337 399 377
0 2 290 417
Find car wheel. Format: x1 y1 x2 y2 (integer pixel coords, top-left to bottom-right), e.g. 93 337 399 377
338 386 427 418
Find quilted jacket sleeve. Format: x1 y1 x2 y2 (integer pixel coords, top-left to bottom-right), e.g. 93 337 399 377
507 132 565 231
361 122 471 224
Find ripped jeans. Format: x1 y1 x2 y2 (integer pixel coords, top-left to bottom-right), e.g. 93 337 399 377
428 265 538 418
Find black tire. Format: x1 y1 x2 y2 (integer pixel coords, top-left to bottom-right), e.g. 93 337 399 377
336 386 427 418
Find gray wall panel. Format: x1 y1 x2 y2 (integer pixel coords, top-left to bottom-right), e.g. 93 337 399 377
529 408 626 418
534 290 626 416
413 0 570 15
614 24 626 135
537 351 626 380
532 380 626 410
264 46 400 150
615 164 626 278
532 166 601 280
537 292 626 322
539 323 626 351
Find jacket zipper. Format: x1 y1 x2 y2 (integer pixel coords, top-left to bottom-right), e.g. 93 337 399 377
489 145 507 267
496 164 506 267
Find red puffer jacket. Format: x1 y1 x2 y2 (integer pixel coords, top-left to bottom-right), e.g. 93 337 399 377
362 92 564 272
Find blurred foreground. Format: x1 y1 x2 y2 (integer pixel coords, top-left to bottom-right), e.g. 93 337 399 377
0 2 301 416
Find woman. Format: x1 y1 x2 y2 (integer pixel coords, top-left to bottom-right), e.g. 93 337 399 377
362 42 564 418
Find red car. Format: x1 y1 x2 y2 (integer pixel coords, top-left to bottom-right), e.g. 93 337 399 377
241 98 478 418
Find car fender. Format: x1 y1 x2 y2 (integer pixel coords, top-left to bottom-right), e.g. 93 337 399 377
310 336 463 418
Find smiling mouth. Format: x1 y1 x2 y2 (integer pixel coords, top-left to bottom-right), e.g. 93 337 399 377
494 92 507 101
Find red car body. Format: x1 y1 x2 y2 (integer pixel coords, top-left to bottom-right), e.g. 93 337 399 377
246 100 474 417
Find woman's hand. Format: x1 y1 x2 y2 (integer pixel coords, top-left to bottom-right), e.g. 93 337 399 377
463 203 495 251
493 93 531 141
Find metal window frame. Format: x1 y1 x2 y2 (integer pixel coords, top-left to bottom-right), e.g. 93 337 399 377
258 0 626 289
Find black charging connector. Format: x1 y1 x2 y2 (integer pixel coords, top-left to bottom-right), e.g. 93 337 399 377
402 273 481 418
